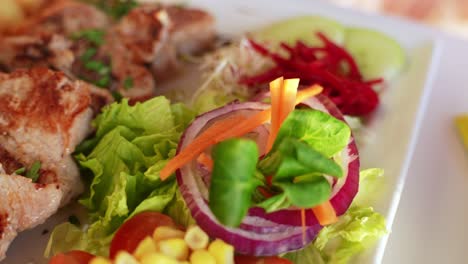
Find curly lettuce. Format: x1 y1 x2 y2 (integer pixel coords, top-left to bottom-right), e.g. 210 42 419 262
46 97 195 257
284 168 387 264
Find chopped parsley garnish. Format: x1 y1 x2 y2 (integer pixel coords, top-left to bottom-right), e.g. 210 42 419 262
123 76 134 90
83 0 138 19
71 29 106 46
80 48 97 61
105 0 138 19
25 161 41 183
73 35 112 89
14 167 26 175
84 60 110 75
96 75 111 88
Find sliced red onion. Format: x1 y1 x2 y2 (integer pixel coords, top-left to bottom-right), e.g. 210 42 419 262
176 96 359 255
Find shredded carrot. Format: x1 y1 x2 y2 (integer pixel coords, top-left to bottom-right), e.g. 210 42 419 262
196 153 213 170
266 77 284 151
213 109 272 143
295 84 323 104
213 84 322 146
159 83 324 180
301 209 307 243
159 115 248 179
312 201 338 226
280 79 299 123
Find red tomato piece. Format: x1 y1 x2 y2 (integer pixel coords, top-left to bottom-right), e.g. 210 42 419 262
49 254 80 264
66 251 95 263
109 211 175 259
49 250 95 264
66 250 95 263
235 255 293 264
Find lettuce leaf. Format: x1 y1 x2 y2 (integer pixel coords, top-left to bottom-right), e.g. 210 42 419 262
273 110 351 157
164 188 196 227
314 206 387 264
283 243 325 264
44 222 111 258
352 168 384 206
284 169 387 263
47 97 195 256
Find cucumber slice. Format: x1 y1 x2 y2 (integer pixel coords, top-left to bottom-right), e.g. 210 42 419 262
253 16 345 46
344 28 406 81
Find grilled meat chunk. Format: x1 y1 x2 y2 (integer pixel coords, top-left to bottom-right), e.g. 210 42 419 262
0 68 98 260
0 34 74 74
7 0 109 36
0 174 62 261
0 1 215 103
108 4 215 97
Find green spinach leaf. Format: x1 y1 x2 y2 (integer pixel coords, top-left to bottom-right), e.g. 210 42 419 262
209 139 260 227
273 109 350 157
256 193 291 213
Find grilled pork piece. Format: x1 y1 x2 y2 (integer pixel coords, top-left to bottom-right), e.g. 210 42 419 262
0 174 62 261
108 4 215 97
0 0 108 73
0 35 113 110
0 68 97 260
155 5 216 75
0 1 216 103
0 34 74 74
7 0 109 36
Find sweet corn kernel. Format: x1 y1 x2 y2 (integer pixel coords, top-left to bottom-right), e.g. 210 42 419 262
140 252 179 264
184 226 209 250
158 238 189 261
89 257 112 264
114 251 139 264
190 250 216 264
208 239 234 264
153 226 185 242
134 236 157 259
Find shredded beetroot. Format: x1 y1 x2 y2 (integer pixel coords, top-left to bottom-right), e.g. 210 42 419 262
241 33 384 116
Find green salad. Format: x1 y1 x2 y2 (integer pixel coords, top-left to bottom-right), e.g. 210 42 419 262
45 13 406 264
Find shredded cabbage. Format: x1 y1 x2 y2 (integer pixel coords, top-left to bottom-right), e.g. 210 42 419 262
192 38 273 114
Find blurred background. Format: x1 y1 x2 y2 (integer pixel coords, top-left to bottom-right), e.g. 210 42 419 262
0 0 467 38
327 0 468 38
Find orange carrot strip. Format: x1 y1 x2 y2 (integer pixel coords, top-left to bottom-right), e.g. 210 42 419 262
160 84 324 180
295 84 323 104
266 77 284 152
312 201 338 226
213 109 272 143
160 115 248 179
197 153 213 170
280 78 299 124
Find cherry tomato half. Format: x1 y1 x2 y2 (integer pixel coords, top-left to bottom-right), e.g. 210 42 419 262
49 250 95 264
109 211 175 259
235 255 293 264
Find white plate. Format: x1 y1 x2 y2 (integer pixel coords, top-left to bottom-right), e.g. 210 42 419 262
3 1 442 263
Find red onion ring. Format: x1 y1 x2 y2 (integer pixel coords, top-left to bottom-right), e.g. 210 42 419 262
176 96 359 255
